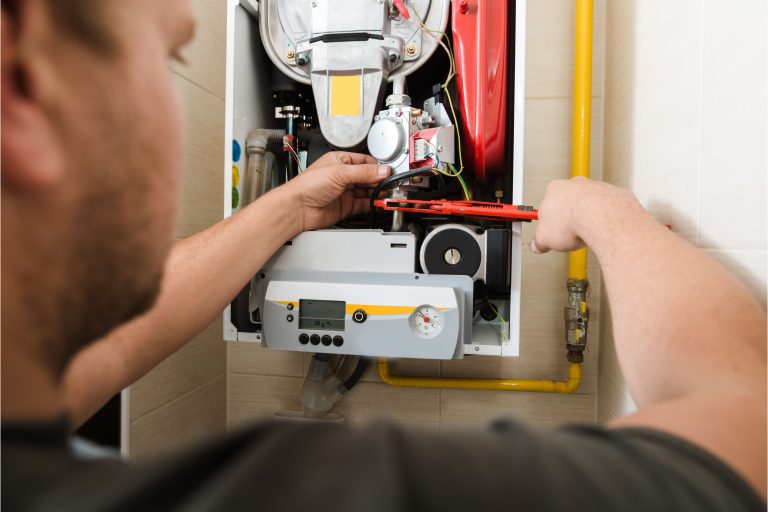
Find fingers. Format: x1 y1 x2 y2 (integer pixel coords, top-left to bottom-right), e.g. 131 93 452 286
331 163 391 187
311 151 378 168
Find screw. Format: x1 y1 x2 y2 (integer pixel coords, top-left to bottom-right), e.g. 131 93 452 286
405 43 418 57
459 0 470 14
297 55 308 66
475 346 480 352
437 145 444 152
411 176 423 184
388 50 399 63
286 49 296 62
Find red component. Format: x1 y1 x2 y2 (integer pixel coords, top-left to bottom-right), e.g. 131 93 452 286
393 0 410 19
373 198 538 223
452 0 509 181
282 133 296 151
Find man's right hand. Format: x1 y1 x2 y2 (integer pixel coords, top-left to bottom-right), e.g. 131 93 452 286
530 177 643 254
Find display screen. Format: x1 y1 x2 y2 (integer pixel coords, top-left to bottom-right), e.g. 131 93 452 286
299 299 346 331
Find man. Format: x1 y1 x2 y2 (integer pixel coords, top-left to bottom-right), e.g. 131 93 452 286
2 1 765 510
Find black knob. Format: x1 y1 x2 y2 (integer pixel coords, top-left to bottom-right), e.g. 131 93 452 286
287 303 294 311
310 334 320 345
352 309 367 323
286 314 294 322
333 336 344 347
321 335 332 346
299 334 309 345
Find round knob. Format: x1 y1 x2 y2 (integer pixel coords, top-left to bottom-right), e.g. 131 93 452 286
367 118 405 163
352 309 367 323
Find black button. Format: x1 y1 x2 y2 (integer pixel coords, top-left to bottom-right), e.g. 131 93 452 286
310 334 320 345
287 303 294 311
299 334 309 345
352 309 367 323
321 335 332 346
286 314 294 322
333 336 344 347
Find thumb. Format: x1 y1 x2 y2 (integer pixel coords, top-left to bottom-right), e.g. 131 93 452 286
529 231 551 254
334 164 391 186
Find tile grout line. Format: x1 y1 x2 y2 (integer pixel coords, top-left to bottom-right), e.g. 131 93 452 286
129 373 226 424
695 2 704 247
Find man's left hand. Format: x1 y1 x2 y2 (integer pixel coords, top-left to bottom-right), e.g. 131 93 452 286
282 152 391 232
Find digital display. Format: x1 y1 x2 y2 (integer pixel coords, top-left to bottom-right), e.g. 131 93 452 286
299 299 346 331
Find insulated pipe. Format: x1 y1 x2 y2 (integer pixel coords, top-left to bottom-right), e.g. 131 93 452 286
377 0 594 393
378 359 582 393
564 0 593 363
568 0 593 282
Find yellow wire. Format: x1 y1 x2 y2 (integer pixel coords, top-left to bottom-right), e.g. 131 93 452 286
487 303 508 328
412 10 465 177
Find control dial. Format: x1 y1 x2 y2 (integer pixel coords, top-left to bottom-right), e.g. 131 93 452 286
409 305 444 338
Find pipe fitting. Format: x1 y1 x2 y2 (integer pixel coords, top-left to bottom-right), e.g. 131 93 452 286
564 279 590 363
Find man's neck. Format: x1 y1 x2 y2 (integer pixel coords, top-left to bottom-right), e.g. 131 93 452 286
2 348 65 422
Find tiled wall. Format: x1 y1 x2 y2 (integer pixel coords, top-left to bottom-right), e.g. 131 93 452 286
598 0 767 422
228 0 607 430
126 0 228 458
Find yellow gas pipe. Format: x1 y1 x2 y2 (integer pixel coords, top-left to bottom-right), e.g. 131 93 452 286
377 0 593 393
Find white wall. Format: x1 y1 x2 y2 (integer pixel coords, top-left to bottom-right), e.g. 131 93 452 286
598 0 767 422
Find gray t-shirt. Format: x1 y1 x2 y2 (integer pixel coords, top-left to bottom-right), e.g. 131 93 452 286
2 417 764 511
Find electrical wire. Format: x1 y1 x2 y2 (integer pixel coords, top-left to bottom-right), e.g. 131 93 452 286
488 302 507 329
412 9 465 176
369 166 437 228
284 143 304 173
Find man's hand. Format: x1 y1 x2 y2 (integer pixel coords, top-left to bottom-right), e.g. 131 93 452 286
282 152 391 232
530 177 642 254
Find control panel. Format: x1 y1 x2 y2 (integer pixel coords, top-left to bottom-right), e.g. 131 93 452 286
258 270 473 360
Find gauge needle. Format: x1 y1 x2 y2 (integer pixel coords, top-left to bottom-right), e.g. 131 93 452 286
419 311 430 322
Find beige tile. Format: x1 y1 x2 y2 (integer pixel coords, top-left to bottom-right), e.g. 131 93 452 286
525 0 605 99
174 75 226 238
698 0 767 250
332 382 440 428
228 374 304 429
440 387 595 430
229 342 306 377
129 375 226 459
229 374 440 429
130 319 226 420
522 97 604 205
172 0 227 99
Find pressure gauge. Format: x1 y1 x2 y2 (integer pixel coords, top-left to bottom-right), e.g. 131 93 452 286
409 305 444 338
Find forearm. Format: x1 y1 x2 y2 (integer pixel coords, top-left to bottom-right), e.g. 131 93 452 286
579 183 766 406
63 186 302 426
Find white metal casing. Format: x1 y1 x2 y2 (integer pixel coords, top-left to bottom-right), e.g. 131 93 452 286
223 0 528 357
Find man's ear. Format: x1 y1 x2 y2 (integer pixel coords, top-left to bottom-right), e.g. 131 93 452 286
1 0 65 192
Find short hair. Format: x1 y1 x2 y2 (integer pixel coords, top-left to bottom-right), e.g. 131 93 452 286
2 0 114 52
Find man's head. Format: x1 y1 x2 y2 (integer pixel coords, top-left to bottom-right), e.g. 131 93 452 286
1 0 196 376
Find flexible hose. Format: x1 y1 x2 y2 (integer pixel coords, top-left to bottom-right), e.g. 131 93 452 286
342 357 370 392
368 167 436 228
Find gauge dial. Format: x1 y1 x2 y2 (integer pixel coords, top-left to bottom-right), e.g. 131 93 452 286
409 305 444 338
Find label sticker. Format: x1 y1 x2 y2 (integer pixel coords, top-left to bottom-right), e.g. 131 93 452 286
232 140 242 163
232 187 239 209
232 165 240 187
330 75 362 117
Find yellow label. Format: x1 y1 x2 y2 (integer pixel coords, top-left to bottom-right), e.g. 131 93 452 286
330 75 361 116
232 165 240 186
275 301 448 316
